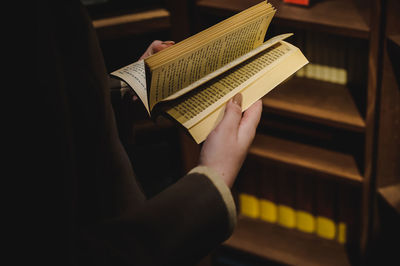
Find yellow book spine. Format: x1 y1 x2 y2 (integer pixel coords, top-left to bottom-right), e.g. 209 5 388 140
316 216 336 240
278 204 296 228
260 199 278 223
296 210 316 233
239 193 260 218
337 222 347 244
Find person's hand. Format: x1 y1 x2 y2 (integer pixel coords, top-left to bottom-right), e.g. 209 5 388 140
199 93 262 188
139 40 175 60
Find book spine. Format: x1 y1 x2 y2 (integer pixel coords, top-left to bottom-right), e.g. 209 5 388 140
320 33 330 82
337 184 360 246
337 36 347 85
295 29 306 78
277 167 296 229
315 178 337 240
326 33 337 83
259 160 278 223
238 158 260 218
283 0 310 6
295 171 316 234
305 31 315 80
314 33 323 81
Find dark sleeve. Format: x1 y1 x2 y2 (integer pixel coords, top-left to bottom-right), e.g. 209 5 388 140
109 76 123 108
87 168 236 266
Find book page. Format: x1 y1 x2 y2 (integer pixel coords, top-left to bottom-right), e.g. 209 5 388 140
163 33 293 101
148 13 274 110
188 43 309 143
111 60 150 114
166 41 295 129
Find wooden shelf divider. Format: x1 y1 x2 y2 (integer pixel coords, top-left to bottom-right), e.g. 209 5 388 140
225 216 351 266
263 77 366 132
196 0 370 38
250 134 363 185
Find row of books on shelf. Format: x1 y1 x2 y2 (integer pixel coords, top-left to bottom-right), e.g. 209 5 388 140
285 29 367 87
236 156 361 245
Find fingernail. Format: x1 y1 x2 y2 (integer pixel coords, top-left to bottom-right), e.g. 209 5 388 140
233 93 242 107
162 41 175 45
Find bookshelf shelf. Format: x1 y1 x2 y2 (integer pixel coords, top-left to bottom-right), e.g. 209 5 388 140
263 77 366 132
224 216 351 266
250 134 363 185
93 8 171 40
196 0 370 38
387 34 400 48
378 184 400 214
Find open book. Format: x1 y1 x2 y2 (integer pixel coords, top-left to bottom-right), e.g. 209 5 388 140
111 1 308 143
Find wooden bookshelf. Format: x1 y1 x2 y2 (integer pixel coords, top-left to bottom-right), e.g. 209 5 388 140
388 34 400 48
250 134 363 185
378 184 400 214
225 216 351 266
93 8 171 40
376 0 400 194
196 0 370 38
191 0 389 264
387 34 400 81
372 2 400 262
263 77 365 132
90 0 191 42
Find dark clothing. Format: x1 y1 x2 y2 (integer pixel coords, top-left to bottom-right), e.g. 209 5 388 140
37 1 235 265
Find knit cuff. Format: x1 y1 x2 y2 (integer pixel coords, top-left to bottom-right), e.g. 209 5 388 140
188 166 237 234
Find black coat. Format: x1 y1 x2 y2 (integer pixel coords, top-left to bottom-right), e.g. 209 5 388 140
36 1 236 265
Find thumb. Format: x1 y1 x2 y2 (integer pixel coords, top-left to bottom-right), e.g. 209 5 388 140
216 93 243 134
238 99 262 145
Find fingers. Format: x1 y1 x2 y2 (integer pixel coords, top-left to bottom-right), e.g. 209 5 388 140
238 100 262 144
199 95 261 188
152 40 175 53
139 40 175 60
139 42 156 60
215 93 243 135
